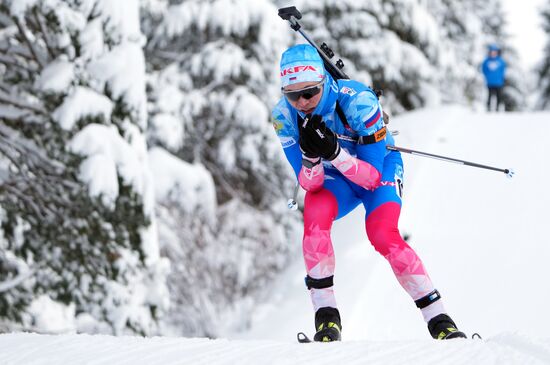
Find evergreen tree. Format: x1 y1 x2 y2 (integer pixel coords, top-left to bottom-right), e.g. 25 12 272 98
141 0 299 336
0 0 168 334
538 0 550 109
426 0 488 105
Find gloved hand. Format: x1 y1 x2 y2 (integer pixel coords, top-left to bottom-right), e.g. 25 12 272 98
299 114 340 160
298 116 319 159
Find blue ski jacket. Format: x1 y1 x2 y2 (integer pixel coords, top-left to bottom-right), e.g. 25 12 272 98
482 56 506 87
271 73 394 180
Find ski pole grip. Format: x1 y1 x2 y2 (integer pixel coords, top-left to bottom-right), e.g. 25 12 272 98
278 6 302 21
278 7 302 31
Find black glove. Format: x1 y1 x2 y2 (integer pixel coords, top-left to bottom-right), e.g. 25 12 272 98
299 114 340 160
298 115 320 159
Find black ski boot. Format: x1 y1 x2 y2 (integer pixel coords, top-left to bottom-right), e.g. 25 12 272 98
428 313 467 340
313 307 342 342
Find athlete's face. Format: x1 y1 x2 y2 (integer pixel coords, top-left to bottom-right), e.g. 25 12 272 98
283 80 324 115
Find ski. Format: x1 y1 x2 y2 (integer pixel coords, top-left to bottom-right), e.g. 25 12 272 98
298 331 481 342
297 332 313 343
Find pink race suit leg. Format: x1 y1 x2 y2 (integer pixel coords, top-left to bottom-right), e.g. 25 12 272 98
303 188 339 311
365 202 446 321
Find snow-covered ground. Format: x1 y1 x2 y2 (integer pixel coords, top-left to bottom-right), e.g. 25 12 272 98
1 331 549 365
1 106 550 364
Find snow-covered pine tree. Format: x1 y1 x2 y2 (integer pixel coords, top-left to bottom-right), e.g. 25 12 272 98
425 0 488 105
537 0 550 109
141 0 299 336
0 0 168 335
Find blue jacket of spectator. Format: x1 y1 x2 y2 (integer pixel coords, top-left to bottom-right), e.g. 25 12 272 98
482 53 507 88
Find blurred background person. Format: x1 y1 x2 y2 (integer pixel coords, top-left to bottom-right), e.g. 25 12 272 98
482 44 507 111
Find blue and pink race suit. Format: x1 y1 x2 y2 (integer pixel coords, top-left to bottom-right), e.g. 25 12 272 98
272 73 445 322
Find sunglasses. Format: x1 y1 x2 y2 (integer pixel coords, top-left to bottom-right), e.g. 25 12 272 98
282 81 324 102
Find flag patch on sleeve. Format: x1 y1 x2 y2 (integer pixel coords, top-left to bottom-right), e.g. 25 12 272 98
364 107 381 128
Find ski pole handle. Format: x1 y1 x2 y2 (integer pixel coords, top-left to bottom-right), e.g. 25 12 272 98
387 145 515 178
277 6 302 29
278 6 349 80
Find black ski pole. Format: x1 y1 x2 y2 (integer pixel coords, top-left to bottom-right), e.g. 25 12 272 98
387 145 515 178
278 6 349 80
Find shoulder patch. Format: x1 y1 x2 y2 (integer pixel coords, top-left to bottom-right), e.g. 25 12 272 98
272 119 284 133
340 86 357 96
364 106 382 128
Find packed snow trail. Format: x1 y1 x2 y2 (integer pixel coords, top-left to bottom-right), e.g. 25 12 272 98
1 332 550 365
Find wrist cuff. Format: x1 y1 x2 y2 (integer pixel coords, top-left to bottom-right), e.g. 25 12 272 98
327 144 342 161
330 145 351 164
302 156 321 169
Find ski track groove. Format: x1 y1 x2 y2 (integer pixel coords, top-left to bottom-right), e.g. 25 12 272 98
345 341 419 364
1 333 68 364
364 341 466 365
488 334 550 365
73 338 137 364
207 341 278 365
154 338 229 365
3 333 550 365
180 339 295 365
113 337 207 365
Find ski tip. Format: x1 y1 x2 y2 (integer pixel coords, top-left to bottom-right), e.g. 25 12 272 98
471 333 483 340
297 332 312 343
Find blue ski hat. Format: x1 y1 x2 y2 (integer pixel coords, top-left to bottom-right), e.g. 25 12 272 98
280 44 325 88
488 44 501 52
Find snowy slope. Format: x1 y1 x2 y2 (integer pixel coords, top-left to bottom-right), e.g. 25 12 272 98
1 106 550 364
